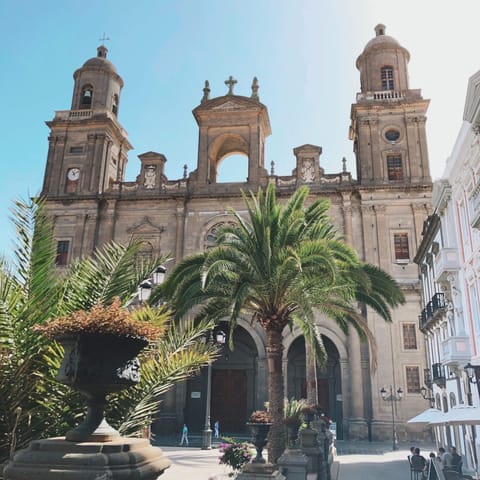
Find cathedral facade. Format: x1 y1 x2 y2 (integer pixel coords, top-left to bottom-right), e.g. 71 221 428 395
41 25 432 441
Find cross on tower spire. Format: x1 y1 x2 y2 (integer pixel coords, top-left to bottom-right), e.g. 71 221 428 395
224 75 237 95
98 33 110 46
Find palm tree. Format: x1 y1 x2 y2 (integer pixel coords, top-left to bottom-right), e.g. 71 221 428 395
158 183 404 464
0 198 218 462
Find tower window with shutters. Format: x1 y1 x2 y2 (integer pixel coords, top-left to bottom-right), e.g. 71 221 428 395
381 66 394 90
387 155 403 181
394 233 409 261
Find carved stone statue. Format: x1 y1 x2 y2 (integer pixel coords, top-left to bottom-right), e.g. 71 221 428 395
144 165 156 189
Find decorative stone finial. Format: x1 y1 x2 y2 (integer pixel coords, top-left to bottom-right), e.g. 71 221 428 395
225 75 237 95
270 160 275 176
342 157 347 172
201 80 210 104
183 164 188 179
251 77 259 101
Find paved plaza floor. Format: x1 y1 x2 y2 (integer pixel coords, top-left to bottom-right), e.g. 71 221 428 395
155 441 437 480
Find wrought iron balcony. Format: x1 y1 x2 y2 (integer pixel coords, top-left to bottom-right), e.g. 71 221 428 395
419 293 446 331
432 362 446 387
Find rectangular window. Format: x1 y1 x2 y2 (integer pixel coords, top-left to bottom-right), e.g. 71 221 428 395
402 323 417 350
394 233 409 261
406 366 421 394
55 240 70 266
387 155 403 181
381 67 395 90
70 146 83 154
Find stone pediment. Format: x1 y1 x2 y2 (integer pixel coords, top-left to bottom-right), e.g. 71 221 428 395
192 95 271 135
127 216 165 235
193 95 265 114
212 100 246 111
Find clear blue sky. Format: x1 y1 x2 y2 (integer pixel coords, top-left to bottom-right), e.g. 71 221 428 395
1 0 480 258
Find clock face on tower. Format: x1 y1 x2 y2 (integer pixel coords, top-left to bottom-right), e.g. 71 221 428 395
67 168 80 181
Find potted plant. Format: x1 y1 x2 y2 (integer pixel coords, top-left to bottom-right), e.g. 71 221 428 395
34 298 162 442
219 438 253 477
284 398 307 448
246 410 272 464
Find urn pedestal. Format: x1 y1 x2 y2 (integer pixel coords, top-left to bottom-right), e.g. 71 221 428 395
3 437 171 480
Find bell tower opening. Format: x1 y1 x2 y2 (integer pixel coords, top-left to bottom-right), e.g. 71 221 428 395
217 153 248 183
191 78 271 187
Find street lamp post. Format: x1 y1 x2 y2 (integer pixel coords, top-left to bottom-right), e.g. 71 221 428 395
202 330 226 450
380 385 403 451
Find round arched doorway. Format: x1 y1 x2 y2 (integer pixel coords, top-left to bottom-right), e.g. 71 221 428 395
184 324 259 434
287 335 343 439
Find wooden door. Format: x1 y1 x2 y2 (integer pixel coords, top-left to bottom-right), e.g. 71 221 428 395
211 369 247 433
317 378 329 416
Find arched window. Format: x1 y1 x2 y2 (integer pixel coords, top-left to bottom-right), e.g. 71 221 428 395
449 392 457 408
435 393 441 410
442 395 449 413
381 67 394 90
80 85 93 109
112 94 119 115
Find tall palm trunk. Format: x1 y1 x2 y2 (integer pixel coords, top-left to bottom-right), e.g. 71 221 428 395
266 327 286 464
305 341 318 405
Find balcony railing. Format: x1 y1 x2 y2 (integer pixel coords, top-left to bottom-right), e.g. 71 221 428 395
356 89 422 102
419 293 446 331
432 362 446 387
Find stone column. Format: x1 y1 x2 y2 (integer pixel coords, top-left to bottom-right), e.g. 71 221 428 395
347 330 367 438
174 201 186 263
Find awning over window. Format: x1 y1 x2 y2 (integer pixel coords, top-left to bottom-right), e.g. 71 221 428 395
407 408 445 424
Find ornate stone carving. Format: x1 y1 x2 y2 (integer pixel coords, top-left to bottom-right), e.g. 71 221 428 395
300 158 315 182
143 165 156 189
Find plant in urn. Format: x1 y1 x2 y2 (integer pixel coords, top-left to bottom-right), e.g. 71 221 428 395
246 410 272 464
34 298 161 442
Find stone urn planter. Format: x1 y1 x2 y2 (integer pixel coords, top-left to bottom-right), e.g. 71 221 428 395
32 298 161 443
5 300 172 480
247 422 272 464
57 332 148 442
285 419 302 448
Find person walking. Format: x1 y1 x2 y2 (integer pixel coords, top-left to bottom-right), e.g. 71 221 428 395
179 423 189 446
214 420 220 438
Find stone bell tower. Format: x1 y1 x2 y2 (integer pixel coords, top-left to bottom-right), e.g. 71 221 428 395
42 45 132 198
189 76 271 187
350 24 431 186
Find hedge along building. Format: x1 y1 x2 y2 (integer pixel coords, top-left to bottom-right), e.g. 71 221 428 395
41 25 432 441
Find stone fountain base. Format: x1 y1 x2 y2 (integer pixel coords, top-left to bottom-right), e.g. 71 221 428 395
3 437 171 480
